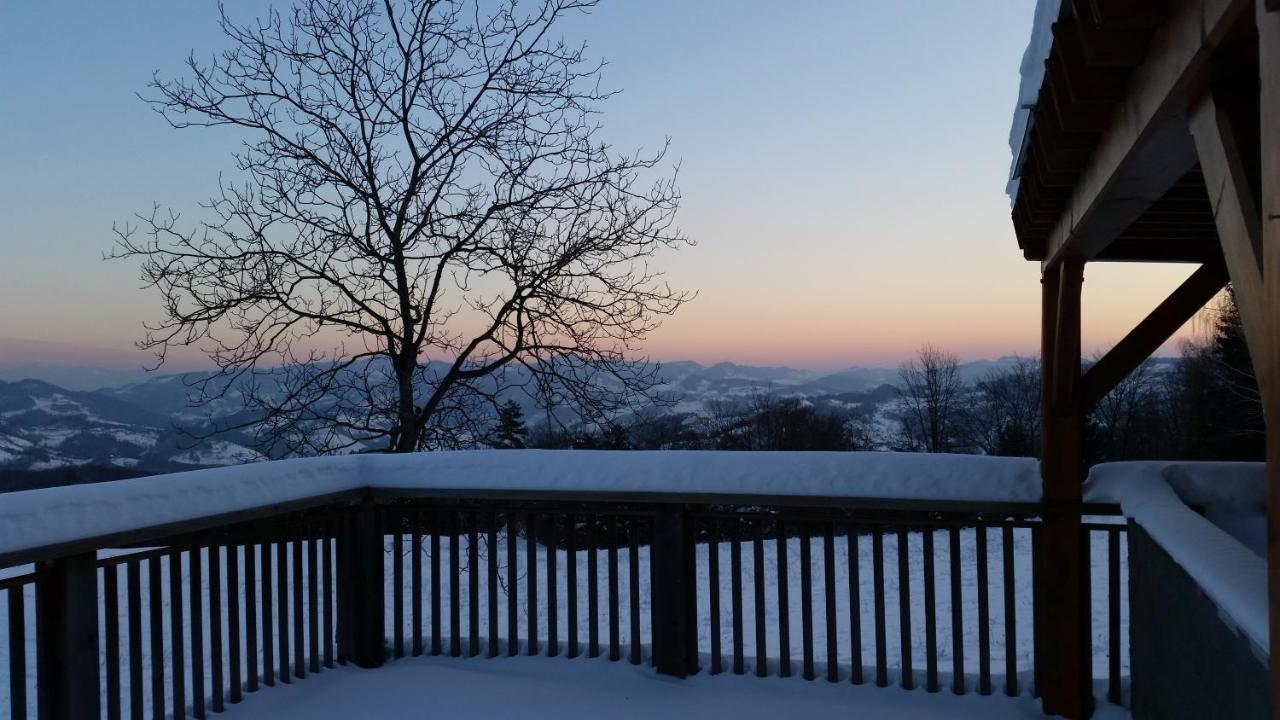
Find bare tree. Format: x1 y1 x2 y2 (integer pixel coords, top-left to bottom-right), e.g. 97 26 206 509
896 344 965 453
111 0 691 454
966 356 1040 456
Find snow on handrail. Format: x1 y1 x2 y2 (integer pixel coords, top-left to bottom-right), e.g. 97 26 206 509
0 450 1041 563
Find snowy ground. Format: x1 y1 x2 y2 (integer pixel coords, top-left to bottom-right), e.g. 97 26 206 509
1 525 1128 719
229 653 1131 720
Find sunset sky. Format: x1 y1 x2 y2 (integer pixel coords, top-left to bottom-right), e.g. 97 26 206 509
0 1 1203 371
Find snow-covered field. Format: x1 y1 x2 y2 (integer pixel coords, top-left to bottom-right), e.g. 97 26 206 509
0 527 1127 718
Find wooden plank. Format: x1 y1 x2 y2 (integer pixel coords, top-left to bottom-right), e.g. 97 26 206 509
652 508 694 677
732 520 745 675
260 544 273 687
608 517 620 662
977 526 992 696
103 570 119 720
35 554 101 720
412 518 423 657
452 513 463 658
292 539 305 677
587 515 599 658
924 529 938 693
846 527 863 685
754 521 768 677
228 547 242 703
210 547 225 709
147 558 164 720
308 534 320 674
489 513 500 659
1189 92 1270 394
709 520 722 674
949 528 965 695
566 514 578 659
799 523 813 680
1260 2 1280 713
393 529 404 659
873 528 887 688
1108 528 1122 704
1081 262 1229 410
245 544 259 690
628 521 640 665
470 521 481 658
506 513 518 657
434 512 444 656
823 524 838 683
777 521 791 678
898 529 913 690
1041 0 1250 268
346 501 385 668
323 526 334 669
128 560 143 720
1004 527 1018 697
277 541 290 682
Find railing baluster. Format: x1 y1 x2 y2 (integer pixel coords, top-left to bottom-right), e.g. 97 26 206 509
451 512 462 658
506 512 517 657
525 512 537 657
127 559 143 720
228 545 242 703
898 529 913 690
470 518 481 658
546 515 558 659
293 538 305 678
1003 526 1017 697
488 513 499 659
308 531 320 674
261 543 274 687
432 511 443 657
628 521 641 665
587 514 599 658
1108 527 1122 705
246 543 259 691
163 552 184 718
709 518 722 675
393 525 404 659
949 527 964 695
924 529 938 693
608 516 620 662
977 525 991 695
190 550 205 719
846 526 862 685
731 519 745 676
800 522 813 681
567 513 578 659
753 520 767 677
210 546 225 711
322 523 333 669
103 569 118 720
872 528 886 687
824 523 838 683
277 541 291 684
411 516 423 658
8 584 26 720
776 519 790 678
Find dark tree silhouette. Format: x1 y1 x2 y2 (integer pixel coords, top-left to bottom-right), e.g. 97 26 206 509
966 356 1040 457
490 400 529 449
896 344 965 453
111 0 690 455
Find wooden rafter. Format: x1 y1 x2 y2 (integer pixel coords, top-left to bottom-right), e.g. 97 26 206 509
1081 262 1228 412
1040 0 1249 269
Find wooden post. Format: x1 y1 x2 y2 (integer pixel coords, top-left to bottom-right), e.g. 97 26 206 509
341 498 386 668
651 506 697 677
1257 3 1280 717
1038 258 1092 719
35 553 100 720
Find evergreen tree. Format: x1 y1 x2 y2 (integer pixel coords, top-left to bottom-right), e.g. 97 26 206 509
491 401 529 449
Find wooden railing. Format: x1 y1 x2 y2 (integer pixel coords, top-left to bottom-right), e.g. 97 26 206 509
0 489 1128 719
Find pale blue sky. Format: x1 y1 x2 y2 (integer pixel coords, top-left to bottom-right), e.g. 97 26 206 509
0 2 1196 369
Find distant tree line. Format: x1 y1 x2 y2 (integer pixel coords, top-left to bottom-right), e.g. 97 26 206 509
488 288 1263 463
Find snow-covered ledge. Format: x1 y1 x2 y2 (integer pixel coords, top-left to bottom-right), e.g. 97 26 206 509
0 450 1041 564
1084 461 1268 656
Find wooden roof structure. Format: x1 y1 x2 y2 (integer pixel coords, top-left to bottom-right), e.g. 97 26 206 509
1009 1 1278 718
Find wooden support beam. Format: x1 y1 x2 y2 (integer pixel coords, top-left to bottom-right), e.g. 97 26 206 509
1081 262 1229 411
1256 3 1280 717
1043 0 1249 270
1189 91 1270 396
36 553 100 720
342 498 386 668
1039 259 1092 719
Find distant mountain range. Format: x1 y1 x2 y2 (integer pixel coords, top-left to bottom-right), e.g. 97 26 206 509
0 357 1033 480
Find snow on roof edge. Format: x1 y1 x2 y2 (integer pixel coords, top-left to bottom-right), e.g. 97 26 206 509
0 450 1041 562
1007 0 1064 202
1084 462 1269 656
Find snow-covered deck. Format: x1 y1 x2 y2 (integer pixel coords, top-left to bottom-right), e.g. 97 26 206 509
229 654 1129 720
